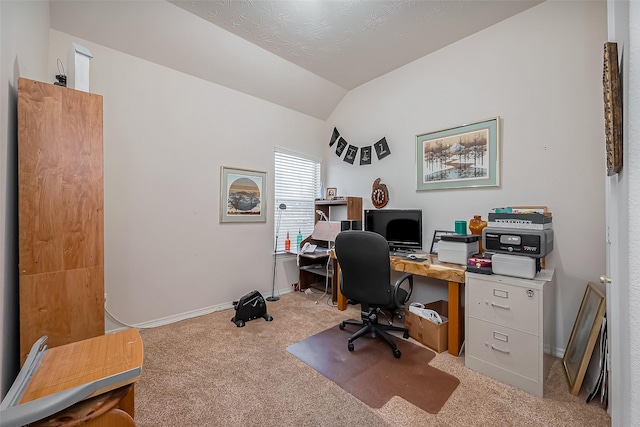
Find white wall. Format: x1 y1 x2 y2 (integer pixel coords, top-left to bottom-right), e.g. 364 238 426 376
326 0 607 354
48 31 325 330
626 1 640 424
0 0 50 399
606 1 631 424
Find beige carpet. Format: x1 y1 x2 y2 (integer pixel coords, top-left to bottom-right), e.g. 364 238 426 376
135 291 611 426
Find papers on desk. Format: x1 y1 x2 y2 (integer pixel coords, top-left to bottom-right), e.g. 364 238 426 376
400 252 429 262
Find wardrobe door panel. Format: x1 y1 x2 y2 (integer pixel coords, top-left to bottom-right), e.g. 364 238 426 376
18 78 104 364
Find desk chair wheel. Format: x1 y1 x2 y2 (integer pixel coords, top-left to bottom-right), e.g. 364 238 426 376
393 349 401 358
348 342 354 351
339 322 346 330
403 331 409 339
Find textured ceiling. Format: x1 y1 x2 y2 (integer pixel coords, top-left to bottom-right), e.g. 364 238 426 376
49 1 543 119
169 0 542 89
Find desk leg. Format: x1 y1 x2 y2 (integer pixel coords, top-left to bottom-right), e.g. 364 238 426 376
336 263 346 311
117 384 135 419
447 281 463 356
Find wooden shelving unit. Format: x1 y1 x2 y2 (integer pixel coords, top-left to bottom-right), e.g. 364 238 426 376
298 196 362 302
313 197 363 225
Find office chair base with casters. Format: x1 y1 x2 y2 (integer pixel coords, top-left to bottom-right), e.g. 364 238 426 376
339 307 409 358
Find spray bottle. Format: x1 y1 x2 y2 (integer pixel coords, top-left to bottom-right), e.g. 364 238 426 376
296 229 303 252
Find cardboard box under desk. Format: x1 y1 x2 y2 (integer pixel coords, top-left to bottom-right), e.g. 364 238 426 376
405 300 449 353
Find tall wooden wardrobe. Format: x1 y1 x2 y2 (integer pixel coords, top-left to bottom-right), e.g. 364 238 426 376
18 78 105 364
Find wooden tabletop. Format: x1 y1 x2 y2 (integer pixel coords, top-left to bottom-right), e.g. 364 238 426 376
19 328 143 404
389 254 466 283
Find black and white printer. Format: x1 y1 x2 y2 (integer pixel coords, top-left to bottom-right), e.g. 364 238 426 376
482 212 554 279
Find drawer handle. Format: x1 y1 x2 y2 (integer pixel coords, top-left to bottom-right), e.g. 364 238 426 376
490 344 511 354
489 302 511 310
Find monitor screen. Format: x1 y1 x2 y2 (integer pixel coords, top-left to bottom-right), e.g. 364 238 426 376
364 209 423 251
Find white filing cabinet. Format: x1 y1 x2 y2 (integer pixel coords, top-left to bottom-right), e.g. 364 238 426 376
465 270 555 397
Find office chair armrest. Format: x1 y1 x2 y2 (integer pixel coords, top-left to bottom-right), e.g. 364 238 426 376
393 273 413 305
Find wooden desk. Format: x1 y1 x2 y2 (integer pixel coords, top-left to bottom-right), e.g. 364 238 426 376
334 252 466 356
2 329 143 427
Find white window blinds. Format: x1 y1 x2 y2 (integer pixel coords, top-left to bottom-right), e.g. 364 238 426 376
274 150 321 253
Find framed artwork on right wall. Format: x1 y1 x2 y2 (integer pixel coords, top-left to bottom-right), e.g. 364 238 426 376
416 117 500 191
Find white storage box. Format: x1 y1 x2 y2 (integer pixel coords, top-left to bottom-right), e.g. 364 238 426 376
438 241 478 265
492 253 537 279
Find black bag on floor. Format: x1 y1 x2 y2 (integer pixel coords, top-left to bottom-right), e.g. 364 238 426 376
231 290 273 327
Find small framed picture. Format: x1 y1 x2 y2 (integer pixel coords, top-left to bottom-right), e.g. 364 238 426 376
430 230 455 254
326 187 337 200
220 166 267 223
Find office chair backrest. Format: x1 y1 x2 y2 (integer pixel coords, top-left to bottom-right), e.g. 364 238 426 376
335 230 393 306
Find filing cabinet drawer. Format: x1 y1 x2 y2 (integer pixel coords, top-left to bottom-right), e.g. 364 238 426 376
467 318 539 381
467 277 539 335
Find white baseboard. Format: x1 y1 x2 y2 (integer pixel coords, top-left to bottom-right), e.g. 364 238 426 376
545 343 565 359
106 287 293 333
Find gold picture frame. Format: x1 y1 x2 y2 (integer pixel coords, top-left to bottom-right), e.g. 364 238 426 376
562 282 606 395
603 42 623 176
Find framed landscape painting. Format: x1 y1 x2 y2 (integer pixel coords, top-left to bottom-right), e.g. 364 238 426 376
220 166 267 223
416 117 500 191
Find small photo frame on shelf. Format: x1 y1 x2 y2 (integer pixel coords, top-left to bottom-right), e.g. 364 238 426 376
430 230 455 254
326 187 337 200
562 282 606 395
220 166 267 223
416 117 500 191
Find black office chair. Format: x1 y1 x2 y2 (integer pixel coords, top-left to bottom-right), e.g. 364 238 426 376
335 230 413 358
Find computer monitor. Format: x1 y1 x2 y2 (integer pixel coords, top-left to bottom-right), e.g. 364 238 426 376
363 209 423 252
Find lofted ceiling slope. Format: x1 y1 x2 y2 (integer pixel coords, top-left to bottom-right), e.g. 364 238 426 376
50 1 542 120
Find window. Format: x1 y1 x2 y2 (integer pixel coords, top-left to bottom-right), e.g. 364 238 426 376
274 149 321 253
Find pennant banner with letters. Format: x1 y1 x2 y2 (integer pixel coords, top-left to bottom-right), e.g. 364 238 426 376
329 127 391 165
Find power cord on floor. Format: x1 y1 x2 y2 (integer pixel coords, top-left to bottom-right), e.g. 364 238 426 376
105 306 144 329
104 295 151 329
314 256 332 304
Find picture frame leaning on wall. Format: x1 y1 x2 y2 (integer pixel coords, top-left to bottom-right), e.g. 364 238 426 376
562 282 606 395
